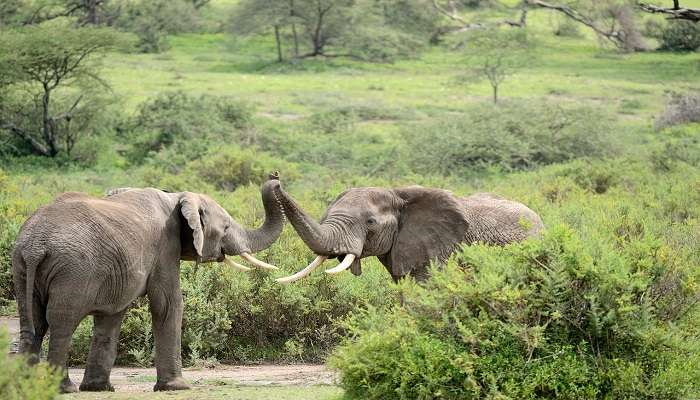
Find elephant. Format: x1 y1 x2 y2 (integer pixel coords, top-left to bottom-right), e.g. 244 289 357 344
273 184 543 283
12 175 284 393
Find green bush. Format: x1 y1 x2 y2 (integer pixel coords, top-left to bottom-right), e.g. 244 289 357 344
0 328 61 400
123 91 254 165
659 20 700 51
402 101 616 175
330 225 700 399
115 0 201 53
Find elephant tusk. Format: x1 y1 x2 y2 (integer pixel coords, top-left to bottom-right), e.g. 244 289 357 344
223 257 252 272
240 252 279 270
325 254 356 275
276 255 328 284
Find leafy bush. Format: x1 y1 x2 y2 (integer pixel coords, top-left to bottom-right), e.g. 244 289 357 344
190 145 300 192
655 92 700 130
0 329 61 400
115 0 200 53
123 91 254 165
403 101 616 175
554 18 583 38
659 20 700 51
330 225 700 399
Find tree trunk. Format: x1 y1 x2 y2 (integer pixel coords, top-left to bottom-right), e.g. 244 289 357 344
86 0 98 25
492 84 498 104
41 85 57 157
291 23 299 57
274 25 283 62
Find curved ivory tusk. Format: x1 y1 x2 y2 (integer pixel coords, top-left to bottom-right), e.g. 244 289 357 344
223 256 252 272
240 252 279 270
325 254 356 275
276 255 328 284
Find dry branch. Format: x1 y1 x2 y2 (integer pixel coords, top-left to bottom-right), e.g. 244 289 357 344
638 2 700 22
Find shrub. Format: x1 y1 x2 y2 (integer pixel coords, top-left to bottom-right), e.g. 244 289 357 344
190 145 300 192
0 328 61 400
554 18 583 38
655 92 700 130
123 92 254 165
330 226 700 399
115 0 200 53
659 20 700 51
402 101 616 175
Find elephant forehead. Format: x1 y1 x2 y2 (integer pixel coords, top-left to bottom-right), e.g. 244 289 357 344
337 188 396 209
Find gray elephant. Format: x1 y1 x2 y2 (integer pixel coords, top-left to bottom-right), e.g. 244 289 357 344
274 184 543 283
12 176 284 393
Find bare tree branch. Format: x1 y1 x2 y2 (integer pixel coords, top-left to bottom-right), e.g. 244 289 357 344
638 2 700 22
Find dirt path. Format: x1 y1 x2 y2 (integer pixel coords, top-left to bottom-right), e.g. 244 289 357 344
2 317 336 392
70 365 336 392
0 316 20 353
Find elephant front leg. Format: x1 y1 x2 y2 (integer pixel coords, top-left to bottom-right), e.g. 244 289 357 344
148 283 190 391
80 311 126 392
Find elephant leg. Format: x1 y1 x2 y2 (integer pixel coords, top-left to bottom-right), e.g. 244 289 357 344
80 311 126 392
27 301 48 361
148 276 190 392
46 310 81 394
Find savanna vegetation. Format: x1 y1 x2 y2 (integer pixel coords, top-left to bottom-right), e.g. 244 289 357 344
1 0 700 399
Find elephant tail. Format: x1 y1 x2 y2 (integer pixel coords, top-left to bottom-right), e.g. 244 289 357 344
13 248 44 359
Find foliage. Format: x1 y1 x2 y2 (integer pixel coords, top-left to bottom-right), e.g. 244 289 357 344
122 91 254 165
403 101 616 175
455 28 533 103
115 0 200 53
331 223 700 399
229 0 438 62
659 20 700 51
0 329 61 400
0 19 121 157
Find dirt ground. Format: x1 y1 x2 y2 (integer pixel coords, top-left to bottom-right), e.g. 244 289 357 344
1 317 337 393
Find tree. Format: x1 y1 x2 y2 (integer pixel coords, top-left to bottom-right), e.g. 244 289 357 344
230 0 439 62
456 28 532 104
0 21 120 157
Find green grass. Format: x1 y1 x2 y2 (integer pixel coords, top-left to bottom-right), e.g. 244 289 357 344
64 385 343 400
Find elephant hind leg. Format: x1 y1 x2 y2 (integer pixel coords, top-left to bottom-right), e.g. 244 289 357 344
46 309 82 393
80 311 126 392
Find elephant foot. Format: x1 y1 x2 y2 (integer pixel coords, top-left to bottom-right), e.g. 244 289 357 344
79 380 115 392
60 378 79 394
154 377 190 391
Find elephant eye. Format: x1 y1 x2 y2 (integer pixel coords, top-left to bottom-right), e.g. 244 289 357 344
367 217 377 225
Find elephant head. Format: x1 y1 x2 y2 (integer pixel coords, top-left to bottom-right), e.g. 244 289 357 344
180 174 286 270
273 183 543 283
109 174 285 271
273 184 479 282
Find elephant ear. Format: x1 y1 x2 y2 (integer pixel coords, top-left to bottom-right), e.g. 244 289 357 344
179 192 204 257
384 186 469 280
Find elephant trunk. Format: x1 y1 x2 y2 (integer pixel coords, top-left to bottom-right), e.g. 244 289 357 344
244 176 287 253
272 182 335 255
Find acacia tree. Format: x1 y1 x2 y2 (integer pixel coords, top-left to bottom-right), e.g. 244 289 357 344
0 21 119 157
456 28 532 104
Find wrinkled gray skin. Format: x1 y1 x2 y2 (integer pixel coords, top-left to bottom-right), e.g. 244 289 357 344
12 178 284 393
275 185 543 281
